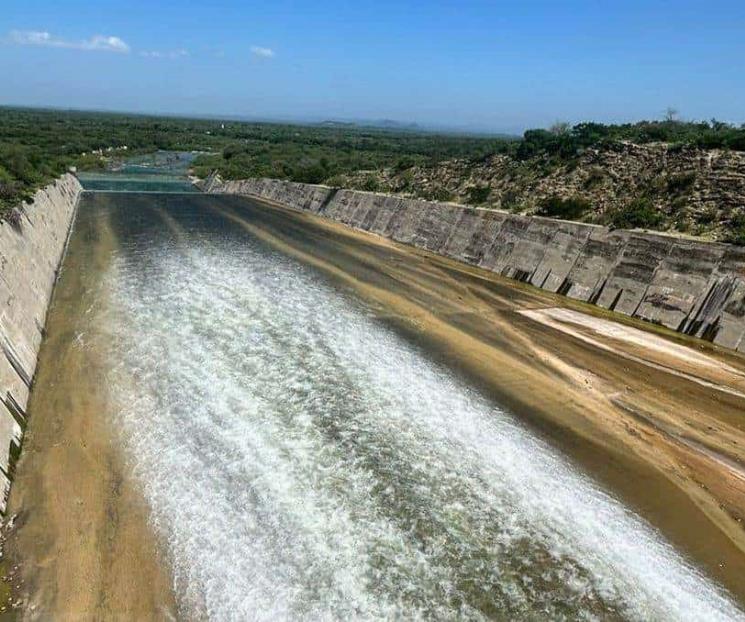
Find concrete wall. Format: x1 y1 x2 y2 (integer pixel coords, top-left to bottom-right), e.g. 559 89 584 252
0 174 82 513
207 177 745 354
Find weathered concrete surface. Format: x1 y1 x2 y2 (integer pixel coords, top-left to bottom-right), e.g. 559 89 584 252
206 176 745 353
0 174 82 512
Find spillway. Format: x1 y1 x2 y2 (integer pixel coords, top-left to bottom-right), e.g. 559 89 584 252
62 192 740 621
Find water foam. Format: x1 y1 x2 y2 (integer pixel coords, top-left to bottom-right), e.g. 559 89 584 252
99 221 744 621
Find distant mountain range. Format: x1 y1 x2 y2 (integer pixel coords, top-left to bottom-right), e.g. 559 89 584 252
318 119 421 130
315 118 516 137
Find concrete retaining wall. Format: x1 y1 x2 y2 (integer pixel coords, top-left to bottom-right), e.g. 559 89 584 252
0 174 82 513
207 176 745 354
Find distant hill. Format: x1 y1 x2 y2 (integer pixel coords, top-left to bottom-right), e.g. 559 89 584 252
318 119 421 131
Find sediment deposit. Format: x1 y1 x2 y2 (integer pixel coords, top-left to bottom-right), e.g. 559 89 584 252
0 174 82 513
206 176 745 352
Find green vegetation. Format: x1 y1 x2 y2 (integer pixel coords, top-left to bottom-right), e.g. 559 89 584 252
515 120 745 161
0 107 230 212
609 198 666 230
500 190 522 212
724 211 745 245
360 175 380 192
190 126 508 184
0 106 510 214
2 106 745 244
583 167 605 189
467 185 492 204
420 185 454 202
535 195 592 220
667 171 697 193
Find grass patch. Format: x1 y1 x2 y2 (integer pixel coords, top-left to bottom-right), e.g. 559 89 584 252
609 198 665 230
467 185 491 205
535 195 592 220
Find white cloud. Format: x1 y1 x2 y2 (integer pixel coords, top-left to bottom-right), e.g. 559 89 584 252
85 35 130 53
139 48 189 59
7 30 130 53
250 45 275 59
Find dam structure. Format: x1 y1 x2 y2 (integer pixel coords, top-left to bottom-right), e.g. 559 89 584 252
3 162 745 619
205 176 745 353
0 174 82 513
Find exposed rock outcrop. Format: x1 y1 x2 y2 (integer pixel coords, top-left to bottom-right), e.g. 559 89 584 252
336 143 745 240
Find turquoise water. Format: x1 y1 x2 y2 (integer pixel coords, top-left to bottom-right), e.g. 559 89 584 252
77 150 202 193
115 150 200 176
77 173 198 193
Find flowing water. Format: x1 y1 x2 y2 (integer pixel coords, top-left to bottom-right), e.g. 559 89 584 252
69 192 744 622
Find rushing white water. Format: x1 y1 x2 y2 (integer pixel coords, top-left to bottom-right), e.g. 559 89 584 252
98 209 744 621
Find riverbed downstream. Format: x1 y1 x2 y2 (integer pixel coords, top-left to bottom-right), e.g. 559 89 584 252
7 191 745 620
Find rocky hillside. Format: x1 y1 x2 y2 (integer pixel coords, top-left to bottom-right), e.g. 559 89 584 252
333 142 745 243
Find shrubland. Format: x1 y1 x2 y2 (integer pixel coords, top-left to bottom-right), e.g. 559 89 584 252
2 107 744 242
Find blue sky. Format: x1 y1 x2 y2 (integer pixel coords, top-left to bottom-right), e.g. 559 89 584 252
1 0 744 133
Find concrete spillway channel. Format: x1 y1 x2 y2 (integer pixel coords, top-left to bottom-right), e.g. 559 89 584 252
3 181 745 619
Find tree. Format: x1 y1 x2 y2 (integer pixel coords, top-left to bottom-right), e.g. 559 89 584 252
549 121 571 136
664 107 680 123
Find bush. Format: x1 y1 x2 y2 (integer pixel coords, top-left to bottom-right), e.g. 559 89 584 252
725 134 745 151
535 195 592 220
731 210 745 227
295 164 328 184
0 181 18 201
609 198 665 230
394 170 414 191
675 217 692 233
223 143 249 160
467 185 491 204
424 186 453 202
361 175 380 192
500 190 521 211
670 196 689 213
667 172 696 193
724 211 745 245
324 175 345 188
394 156 417 172
583 167 604 189
696 207 718 225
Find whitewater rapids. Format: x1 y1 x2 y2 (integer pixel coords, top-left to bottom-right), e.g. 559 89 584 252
96 204 743 621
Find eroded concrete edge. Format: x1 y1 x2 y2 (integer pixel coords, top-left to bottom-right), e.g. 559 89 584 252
205 176 745 354
0 174 83 513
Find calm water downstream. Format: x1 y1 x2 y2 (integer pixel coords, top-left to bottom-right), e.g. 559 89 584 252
65 191 743 621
